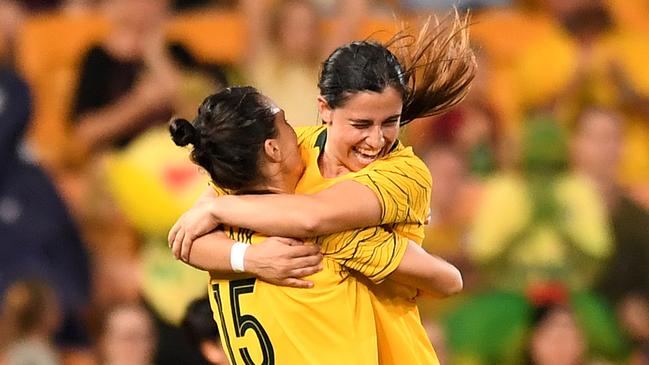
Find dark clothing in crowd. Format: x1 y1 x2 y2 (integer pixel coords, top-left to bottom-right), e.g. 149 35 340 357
597 194 649 304
71 42 227 149
0 67 91 346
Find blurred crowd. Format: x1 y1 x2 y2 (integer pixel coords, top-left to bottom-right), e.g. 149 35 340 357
0 0 647 364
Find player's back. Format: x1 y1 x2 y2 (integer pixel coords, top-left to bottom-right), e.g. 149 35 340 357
208 226 379 365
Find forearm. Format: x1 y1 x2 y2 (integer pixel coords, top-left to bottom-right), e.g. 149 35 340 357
241 0 271 64
185 230 236 273
178 230 323 289
211 196 376 237
389 241 463 298
210 181 381 237
75 93 154 151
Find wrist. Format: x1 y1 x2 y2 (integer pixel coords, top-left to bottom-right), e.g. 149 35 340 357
230 242 249 273
243 244 259 275
209 195 229 223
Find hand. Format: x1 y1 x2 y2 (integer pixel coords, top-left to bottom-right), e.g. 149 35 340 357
245 237 323 289
135 72 176 107
169 201 220 261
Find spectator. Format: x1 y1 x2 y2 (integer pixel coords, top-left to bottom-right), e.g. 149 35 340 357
0 66 91 349
570 107 649 364
240 0 368 125
617 293 649 365
570 107 649 306
467 116 611 291
96 302 157 365
0 280 62 365
70 0 226 155
444 117 627 364
181 297 227 365
525 285 587 365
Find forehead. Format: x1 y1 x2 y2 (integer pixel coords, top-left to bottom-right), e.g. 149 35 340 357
336 87 403 120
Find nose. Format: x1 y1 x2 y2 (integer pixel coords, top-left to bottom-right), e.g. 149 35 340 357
365 126 385 149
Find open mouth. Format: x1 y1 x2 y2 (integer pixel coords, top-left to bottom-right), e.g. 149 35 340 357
352 147 381 165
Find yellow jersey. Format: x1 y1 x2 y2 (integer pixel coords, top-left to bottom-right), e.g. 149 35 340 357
296 126 440 365
207 214 409 364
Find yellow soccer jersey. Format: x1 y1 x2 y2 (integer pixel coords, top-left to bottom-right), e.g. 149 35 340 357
208 224 409 365
296 126 439 365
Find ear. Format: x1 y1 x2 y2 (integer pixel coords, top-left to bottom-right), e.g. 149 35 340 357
317 95 333 125
263 138 282 163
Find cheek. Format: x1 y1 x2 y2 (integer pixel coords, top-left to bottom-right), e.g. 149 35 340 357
384 126 400 145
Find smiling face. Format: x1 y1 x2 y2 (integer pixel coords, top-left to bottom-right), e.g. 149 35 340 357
318 87 403 176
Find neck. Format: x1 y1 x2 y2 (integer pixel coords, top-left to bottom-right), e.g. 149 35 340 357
247 168 295 194
319 144 351 178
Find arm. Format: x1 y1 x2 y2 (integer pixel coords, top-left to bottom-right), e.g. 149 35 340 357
390 241 463 298
210 180 382 237
181 230 323 289
170 151 430 253
75 80 169 152
169 180 382 254
208 151 432 236
73 37 181 152
318 225 462 298
240 0 272 67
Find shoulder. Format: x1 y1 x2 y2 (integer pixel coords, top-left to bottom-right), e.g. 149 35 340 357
364 144 432 184
296 125 326 148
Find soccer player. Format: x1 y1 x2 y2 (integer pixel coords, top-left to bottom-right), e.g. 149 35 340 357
170 86 461 364
170 12 474 364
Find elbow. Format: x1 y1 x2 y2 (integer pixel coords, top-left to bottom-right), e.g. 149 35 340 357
438 267 464 297
294 212 323 237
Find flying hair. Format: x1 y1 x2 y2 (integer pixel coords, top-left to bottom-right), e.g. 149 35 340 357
386 10 476 125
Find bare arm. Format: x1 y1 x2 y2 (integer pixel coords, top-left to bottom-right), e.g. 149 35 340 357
76 30 181 152
240 0 272 67
390 241 463 298
75 81 167 152
210 180 382 237
169 180 382 252
182 230 323 288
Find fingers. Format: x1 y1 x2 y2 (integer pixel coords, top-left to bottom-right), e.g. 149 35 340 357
286 244 321 258
290 254 323 269
277 278 314 289
168 223 179 248
272 237 304 246
180 231 194 262
171 229 185 260
287 263 323 278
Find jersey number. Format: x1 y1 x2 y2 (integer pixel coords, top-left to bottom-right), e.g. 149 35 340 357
212 278 275 365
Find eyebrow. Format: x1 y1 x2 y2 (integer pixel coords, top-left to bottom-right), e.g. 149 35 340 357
349 114 401 123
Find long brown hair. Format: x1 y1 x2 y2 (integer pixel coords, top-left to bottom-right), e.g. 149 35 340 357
388 10 476 125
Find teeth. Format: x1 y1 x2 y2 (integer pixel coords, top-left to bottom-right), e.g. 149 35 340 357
353 147 380 162
354 147 379 157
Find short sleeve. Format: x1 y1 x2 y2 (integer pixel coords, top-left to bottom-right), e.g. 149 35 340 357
317 226 408 284
350 146 432 225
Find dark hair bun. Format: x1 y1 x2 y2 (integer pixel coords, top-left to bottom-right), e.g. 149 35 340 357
169 118 198 147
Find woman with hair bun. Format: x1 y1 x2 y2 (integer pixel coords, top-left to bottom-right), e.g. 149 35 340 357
170 11 475 365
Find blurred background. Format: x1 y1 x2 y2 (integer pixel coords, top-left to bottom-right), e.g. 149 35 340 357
0 0 647 364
